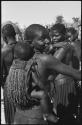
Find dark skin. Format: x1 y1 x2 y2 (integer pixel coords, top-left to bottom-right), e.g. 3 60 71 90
1 37 17 88
47 29 67 55
49 28 80 70
31 52 81 122
71 40 81 63
30 30 81 123
47 29 80 121
2 40 34 124
66 27 81 62
1 39 34 88
1 36 17 124
52 35 81 67
32 54 81 83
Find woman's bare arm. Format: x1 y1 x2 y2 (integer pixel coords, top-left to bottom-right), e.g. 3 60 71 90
42 55 81 80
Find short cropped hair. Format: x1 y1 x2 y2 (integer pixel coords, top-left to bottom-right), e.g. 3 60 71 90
24 24 50 44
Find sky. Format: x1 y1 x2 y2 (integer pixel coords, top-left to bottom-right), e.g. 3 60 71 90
1 1 81 28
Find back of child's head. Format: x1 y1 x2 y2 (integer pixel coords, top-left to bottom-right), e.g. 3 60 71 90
14 42 34 61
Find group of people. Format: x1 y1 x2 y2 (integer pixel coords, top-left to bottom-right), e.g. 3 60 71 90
1 22 81 125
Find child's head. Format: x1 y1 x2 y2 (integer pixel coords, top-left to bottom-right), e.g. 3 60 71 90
14 42 34 61
66 27 78 41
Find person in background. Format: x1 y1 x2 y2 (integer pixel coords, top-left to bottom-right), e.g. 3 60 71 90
66 27 81 62
1 23 17 88
49 23 81 125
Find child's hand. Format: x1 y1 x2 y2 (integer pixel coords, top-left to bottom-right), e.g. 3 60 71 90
31 90 44 99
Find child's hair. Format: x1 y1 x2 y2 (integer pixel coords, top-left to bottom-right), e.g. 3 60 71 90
14 42 34 61
67 27 78 40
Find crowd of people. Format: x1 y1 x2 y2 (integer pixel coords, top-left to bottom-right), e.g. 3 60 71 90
1 21 81 125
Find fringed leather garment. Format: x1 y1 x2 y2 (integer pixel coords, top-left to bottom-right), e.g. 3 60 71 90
4 54 47 124
3 58 37 124
53 74 76 107
52 45 77 117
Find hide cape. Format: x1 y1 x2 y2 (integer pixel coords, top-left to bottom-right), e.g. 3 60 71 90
4 56 40 108
3 54 40 124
